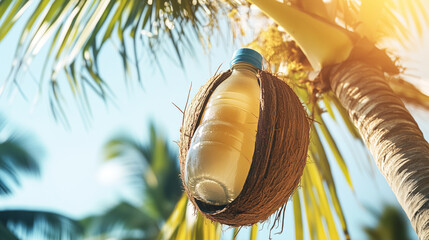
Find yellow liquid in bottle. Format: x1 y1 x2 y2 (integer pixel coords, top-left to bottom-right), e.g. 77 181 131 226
185 63 260 205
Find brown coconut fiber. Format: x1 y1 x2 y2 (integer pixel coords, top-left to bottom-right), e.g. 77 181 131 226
179 70 310 226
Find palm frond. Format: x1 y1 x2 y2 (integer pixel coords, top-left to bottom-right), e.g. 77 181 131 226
103 135 146 162
250 223 258 240
377 0 429 47
387 75 429 110
363 205 411 240
0 210 83 240
318 0 429 45
292 0 429 45
158 194 231 240
292 190 303 240
0 223 19 240
290 0 331 20
81 201 157 239
83 123 182 238
0 118 41 195
158 194 188 240
102 123 182 213
0 0 240 121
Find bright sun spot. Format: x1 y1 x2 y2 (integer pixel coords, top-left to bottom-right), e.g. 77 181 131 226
399 30 429 95
97 162 126 186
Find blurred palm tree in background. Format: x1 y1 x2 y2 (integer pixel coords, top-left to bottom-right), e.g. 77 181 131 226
80 123 182 239
363 205 412 240
0 116 82 239
1 0 429 239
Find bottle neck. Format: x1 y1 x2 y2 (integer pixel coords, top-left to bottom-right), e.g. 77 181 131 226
231 62 259 75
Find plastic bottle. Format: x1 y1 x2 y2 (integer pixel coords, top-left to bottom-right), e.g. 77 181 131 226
185 48 262 205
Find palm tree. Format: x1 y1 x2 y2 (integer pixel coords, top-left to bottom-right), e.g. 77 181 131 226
247 0 429 238
80 123 182 239
1 0 429 239
0 116 82 239
363 205 414 240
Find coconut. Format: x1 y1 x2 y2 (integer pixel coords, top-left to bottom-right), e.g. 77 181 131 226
179 69 310 226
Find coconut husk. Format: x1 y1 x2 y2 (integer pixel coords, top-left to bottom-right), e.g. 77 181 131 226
179 70 310 226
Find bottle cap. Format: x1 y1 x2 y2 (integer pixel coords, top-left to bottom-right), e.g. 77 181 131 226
230 48 263 70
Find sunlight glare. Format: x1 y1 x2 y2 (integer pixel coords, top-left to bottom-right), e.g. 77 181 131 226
398 30 429 95
97 162 126 186
186 201 197 228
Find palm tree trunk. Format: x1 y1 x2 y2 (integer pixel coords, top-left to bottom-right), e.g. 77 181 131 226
328 61 429 239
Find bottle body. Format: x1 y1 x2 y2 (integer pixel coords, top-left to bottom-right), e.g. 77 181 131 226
185 63 260 205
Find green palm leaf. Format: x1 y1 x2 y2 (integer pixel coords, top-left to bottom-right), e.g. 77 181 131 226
81 202 158 239
103 124 182 218
0 118 41 195
82 123 182 238
0 210 82 240
363 205 412 240
0 223 19 240
159 194 247 240
0 0 239 121
0 116 83 239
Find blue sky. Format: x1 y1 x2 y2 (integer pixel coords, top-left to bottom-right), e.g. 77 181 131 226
1 6 428 240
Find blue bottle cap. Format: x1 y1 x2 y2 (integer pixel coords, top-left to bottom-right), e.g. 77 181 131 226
230 48 263 70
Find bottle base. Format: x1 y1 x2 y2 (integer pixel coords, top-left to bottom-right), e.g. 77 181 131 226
192 178 232 205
